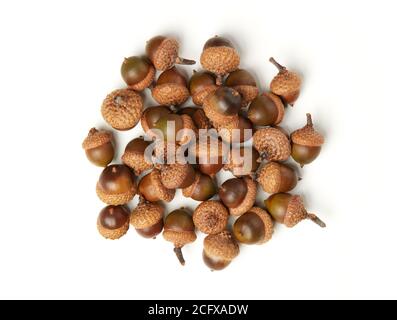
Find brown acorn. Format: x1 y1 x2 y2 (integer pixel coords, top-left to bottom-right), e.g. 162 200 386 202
130 197 164 239
203 231 239 271
193 200 229 234
224 146 260 177
138 169 175 202
82 128 114 167
200 36 240 85
121 137 154 175
232 207 273 245
253 127 291 161
146 35 195 71
265 193 326 228
96 165 137 205
219 177 257 216
247 92 285 126
203 87 242 127
101 88 143 131
163 209 197 265
178 107 212 130
256 162 298 194
269 57 302 106
195 138 227 177
216 115 253 144
159 162 196 189
291 113 324 167
225 69 259 106
152 67 190 106
189 71 219 106
97 205 130 240
152 113 197 145
141 105 172 139
121 56 155 91
182 171 217 201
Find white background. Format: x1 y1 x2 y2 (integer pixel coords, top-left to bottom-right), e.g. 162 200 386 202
0 0 396 300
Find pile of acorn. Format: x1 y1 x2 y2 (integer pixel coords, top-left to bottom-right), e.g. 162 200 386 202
82 35 326 270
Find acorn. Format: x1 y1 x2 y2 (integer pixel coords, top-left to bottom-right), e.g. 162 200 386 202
96 165 137 205
219 177 257 216
138 169 175 202
203 87 242 127
189 70 219 106
232 207 273 245
160 162 196 189
253 127 291 161
182 171 217 201
121 56 155 91
203 231 239 271
269 57 302 106
152 67 190 106
265 193 326 228
217 115 253 144
256 162 298 194
224 146 260 177
97 205 130 240
291 113 324 167
82 128 114 167
163 209 197 265
193 200 229 234
225 69 259 106
121 137 154 175
130 197 164 239
101 88 143 131
195 138 227 177
178 107 212 130
146 35 195 71
247 92 285 126
141 105 172 139
200 36 240 85
153 113 197 145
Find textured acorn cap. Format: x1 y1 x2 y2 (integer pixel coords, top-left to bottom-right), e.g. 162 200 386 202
153 141 185 164
270 69 301 103
216 116 252 143
284 195 309 227
202 90 240 127
152 83 190 106
200 46 240 76
96 182 137 205
253 127 291 161
163 230 197 248
82 128 112 150
193 200 229 234
229 177 257 216
262 92 285 125
160 163 195 189
204 231 239 260
97 218 129 240
248 207 274 244
101 88 143 131
291 114 324 147
121 142 154 176
129 65 156 91
192 85 219 106
143 169 176 202
257 162 281 194
130 199 164 229
223 147 259 177
232 85 259 107
151 38 179 71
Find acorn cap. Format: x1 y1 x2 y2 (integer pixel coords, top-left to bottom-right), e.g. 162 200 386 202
96 183 136 205
163 230 197 248
231 85 259 107
216 116 252 143
291 113 324 147
193 200 229 234
143 168 175 202
129 64 156 91
284 195 310 228
229 177 257 216
200 46 240 76
101 89 143 131
204 231 239 261
182 171 201 198
192 85 218 106
256 162 297 194
151 37 179 71
263 92 285 125
248 207 274 244
152 83 190 106
121 139 154 175
202 90 240 127
97 218 129 240
130 198 164 229
253 127 291 161
160 163 195 189
82 128 112 150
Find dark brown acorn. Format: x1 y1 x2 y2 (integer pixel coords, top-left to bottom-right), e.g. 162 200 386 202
146 35 195 71
163 209 197 265
138 169 175 202
182 171 217 201
225 69 259 106
247 92 285 126
265 193 326 228
203 231 239 271
195 139 227 177
121 56 155 91
130 197 164 238
82 128 114 167
153 113 197 145
122 137 154 175
256 162 298 194
97 205 130 240
189 71 219 106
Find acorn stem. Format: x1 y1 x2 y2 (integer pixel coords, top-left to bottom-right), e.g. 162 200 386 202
306 113 313 126
89 128 98 135
307 213 326 228
216 75 223 86
269 57 286 72
175 57 196 65
174 247 185 265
